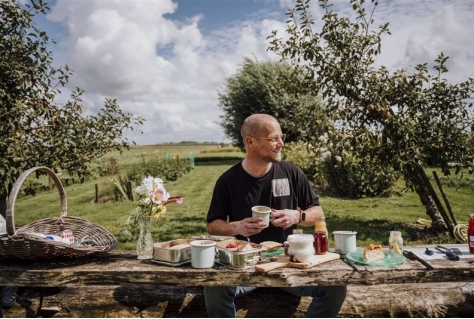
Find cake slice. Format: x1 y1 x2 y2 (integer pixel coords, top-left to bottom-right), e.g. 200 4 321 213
363 244 385 262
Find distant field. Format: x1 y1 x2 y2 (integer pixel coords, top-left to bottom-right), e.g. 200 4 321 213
92 143 244 168
11 143 474 251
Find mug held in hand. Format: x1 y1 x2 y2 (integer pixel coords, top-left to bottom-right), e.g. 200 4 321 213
251 206 272 228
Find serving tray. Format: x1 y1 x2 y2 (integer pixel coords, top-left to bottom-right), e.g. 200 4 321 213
255 252 340 273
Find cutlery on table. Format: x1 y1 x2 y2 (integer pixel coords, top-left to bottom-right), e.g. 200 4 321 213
335 249 358 271
434 247 460 261
403 251 434 270
436 245 462 256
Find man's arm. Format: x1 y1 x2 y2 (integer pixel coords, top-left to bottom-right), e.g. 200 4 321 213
298 205 324 227
270 205 324 229
207 217 268 238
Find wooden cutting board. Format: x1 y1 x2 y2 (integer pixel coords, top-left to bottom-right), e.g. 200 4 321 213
255 252 340 273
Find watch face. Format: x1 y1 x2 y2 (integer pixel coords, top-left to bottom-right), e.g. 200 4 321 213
301 212 306 221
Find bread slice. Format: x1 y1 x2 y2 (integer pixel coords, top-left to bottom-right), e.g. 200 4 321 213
260 241 283 252
363 244 385 262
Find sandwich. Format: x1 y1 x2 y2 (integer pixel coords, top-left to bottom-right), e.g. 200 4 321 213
260 241 283 252
363 244 385 262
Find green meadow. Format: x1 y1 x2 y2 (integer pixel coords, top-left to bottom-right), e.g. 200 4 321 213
11 144 474 251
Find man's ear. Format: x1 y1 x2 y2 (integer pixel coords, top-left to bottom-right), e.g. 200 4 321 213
245 136 253 146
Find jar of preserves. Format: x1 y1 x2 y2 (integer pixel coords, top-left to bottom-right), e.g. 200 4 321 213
314 216 328 236
389 231 403 255
313 231 328 255
468 214 474 254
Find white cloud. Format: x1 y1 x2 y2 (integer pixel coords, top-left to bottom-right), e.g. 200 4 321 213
43 0 473 145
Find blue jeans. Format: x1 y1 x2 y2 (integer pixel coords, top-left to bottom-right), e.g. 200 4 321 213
204 285 347 318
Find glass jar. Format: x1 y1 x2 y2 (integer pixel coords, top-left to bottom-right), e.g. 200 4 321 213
314 216 328 236
313 231 328 255
287 234 314 262
389 231 403 255
468 214 474 254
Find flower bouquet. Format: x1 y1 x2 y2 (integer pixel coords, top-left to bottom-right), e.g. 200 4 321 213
119 176 183 259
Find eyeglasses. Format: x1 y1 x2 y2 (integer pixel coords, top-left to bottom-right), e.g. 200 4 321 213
251 134 286 143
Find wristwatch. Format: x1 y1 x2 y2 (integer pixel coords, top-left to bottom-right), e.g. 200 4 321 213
298 209 306 222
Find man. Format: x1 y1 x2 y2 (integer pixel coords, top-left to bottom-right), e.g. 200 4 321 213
204 114 347 317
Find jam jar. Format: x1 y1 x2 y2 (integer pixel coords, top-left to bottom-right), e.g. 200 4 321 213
313 231 328 255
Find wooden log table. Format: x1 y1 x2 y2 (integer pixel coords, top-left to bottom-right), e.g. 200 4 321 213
1 247 473 287
1 245 474 317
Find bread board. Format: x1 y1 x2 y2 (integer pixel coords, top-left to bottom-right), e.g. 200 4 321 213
255 252 340 273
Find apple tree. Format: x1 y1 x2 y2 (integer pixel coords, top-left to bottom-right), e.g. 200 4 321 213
267 0 474 235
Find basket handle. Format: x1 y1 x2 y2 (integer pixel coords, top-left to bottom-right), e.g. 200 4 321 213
6 166 68 236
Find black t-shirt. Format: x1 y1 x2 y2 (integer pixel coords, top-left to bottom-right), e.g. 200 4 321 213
206 160 320 244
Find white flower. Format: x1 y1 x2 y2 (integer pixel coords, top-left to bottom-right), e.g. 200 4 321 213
133 176 183 219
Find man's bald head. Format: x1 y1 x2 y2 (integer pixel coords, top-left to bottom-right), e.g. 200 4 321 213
241 114 279 139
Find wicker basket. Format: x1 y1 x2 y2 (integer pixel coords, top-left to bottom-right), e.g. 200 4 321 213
0 166 117 260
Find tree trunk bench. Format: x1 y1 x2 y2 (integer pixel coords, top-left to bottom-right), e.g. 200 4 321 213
4 283 474 318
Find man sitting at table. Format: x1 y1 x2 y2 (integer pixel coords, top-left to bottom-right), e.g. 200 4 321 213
204 114 347 317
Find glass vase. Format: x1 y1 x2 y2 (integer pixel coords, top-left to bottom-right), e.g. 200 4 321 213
136 216 154 260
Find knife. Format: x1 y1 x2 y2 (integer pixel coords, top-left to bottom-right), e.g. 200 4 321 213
403 251 434 270
342 255 359 271
335 250 358 271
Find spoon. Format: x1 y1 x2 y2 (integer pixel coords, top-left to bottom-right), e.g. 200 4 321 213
425 248 434 256
445 252 460 261
434 247 460 261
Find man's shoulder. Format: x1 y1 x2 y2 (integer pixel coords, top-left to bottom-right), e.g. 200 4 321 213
217 161 243 180
273 161 307 180
275 160 302 171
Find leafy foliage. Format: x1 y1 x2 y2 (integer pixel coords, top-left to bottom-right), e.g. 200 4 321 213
220 56 398 198
107 156 192 203
267 0 474 233
0 0 143 215
218 57 326 149
283 141 399 198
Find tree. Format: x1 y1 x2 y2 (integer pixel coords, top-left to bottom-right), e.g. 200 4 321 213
0 0 143 217
268 0 474 235
218 57 327 149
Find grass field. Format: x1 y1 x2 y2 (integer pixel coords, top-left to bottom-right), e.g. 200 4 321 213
11 144 474 251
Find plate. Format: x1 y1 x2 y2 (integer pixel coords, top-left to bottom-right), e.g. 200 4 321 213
261 247 285 257
345 251 405 266
150 259 191 267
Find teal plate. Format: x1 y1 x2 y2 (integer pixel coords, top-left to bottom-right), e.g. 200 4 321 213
261 247 285 257
345 251 406 267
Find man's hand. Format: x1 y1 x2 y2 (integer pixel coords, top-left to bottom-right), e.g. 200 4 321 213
236 217 267 237
270 209 299 229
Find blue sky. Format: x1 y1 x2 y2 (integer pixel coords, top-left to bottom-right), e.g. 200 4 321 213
24 0 474 145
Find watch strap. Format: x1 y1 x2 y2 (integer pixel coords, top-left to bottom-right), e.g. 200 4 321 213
298 209 305 222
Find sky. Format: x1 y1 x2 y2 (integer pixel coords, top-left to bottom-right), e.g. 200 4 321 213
22 0 474 145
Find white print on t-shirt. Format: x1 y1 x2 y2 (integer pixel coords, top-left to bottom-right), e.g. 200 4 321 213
272 178 290 197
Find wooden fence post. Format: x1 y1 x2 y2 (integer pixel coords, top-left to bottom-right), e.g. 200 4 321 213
129 181 135 202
